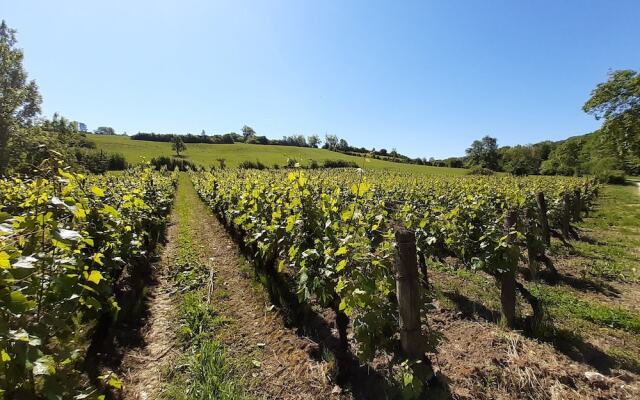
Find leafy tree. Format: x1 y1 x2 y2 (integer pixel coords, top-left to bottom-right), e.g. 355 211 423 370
583 70 640 173
307 134 321 148
465 135 500 170
171 135 186 156
540 138 584 176
500 145 540 176
242 125 256 141
221 133 235 144
0 20 42 173
324 134 339 150
40 113 78 134
444 157 464 168
338 138 349 150
94 126 115 135
246 135 269 144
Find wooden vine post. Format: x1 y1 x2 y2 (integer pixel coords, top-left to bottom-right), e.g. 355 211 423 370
536 192 551 247
500 211 518 329
394 227 423 360
562 192 572 240
525 208 539 281
573 188 582 222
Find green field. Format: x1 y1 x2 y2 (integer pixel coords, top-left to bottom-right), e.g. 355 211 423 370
87 134 467 175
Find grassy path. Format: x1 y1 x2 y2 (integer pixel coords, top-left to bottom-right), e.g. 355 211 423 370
121 174 339 399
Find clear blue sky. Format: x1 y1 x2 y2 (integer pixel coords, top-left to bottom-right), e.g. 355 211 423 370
4 0 640 158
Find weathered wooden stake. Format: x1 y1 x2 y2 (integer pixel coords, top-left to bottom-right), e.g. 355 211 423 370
536 192 550 247
525 231 538 281
500 211 518 329
562 193 572 240
395 228 423 359
573 189 582 222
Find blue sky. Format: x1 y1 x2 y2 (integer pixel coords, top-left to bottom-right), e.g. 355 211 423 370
3 0 640 158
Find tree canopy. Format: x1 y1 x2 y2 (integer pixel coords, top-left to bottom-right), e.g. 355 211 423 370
171 135 186 156
242 125 256 140
583 69 640 172
94 126 116 135
465 135 499 170
0 20 42 173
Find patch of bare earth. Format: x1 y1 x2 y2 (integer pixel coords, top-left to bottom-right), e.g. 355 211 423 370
119 212 180 400
185 180 342 399
431 311 639 400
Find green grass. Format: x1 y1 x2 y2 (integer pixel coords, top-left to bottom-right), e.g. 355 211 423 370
570 184 640 282
530 285 640 333
87 134 468 175
162 173 247 400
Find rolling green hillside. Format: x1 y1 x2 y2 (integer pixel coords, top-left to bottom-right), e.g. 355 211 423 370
88 134 467 175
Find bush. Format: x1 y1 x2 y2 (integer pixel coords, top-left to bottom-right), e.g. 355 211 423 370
322 159 359 168
597 169 626 184
238 160 267 170
309 160 320 169
151 156 198 171
107 153 128 170
286 158 298 168
74 149 129 173
467 166 495 176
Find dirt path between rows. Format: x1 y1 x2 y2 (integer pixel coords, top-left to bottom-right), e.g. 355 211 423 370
120 203 180 399
120 176 340 399
181 176 340 400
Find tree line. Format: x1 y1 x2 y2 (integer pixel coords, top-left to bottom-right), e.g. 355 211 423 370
451 70 640 181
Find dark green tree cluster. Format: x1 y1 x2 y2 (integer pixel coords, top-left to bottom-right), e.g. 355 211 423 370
583 70 640 174
39 112 79 133
0 20 42 173
465 136 500 170
462 70 640 181
94 126 116 135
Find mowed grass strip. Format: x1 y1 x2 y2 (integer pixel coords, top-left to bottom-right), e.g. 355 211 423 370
162 173 247 400
87 133 468 175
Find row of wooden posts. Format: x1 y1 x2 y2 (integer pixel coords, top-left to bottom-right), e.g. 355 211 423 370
393 189 585 361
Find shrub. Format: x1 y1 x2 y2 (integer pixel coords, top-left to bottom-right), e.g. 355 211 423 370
107 153 128 170
238 160 267 170
151 156 198 171
597 169 626 184
322 159 359 168
467 166 495 176
309 160 320 169
74 149 129 173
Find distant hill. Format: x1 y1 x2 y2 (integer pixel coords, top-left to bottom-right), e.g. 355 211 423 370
87 134 468 176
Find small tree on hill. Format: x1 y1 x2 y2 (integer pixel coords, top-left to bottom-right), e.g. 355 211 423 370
172 135 186 156
242 125 256 141
94 126 115 135
307 134 321 148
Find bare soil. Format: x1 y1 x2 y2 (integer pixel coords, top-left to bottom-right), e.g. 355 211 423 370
431 310 639 400
119 210 180 399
